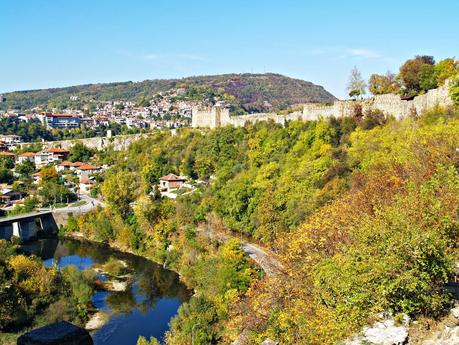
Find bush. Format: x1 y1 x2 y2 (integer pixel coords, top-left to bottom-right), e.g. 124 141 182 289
103 257 126 276
359 109 387 130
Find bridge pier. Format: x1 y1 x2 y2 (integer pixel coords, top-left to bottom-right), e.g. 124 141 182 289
0 211 59 242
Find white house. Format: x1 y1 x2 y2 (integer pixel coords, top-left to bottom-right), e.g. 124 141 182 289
79 177 96 194
16 152 35 164
159 174 186 192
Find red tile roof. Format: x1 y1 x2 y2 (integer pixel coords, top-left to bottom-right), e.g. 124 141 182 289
19 152 35 157
80 177 96 184
78 164 100 171
47 113 77 118
48 148 70 153
0 152 16 156
159 173 186 181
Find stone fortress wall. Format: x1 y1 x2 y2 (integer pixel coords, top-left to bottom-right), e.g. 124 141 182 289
20 132 150 151
192 81 454 129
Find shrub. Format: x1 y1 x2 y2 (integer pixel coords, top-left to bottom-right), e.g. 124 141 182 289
103 257 126 276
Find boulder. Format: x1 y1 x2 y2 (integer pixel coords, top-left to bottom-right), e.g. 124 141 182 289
17 321 93 345
362 318 409 345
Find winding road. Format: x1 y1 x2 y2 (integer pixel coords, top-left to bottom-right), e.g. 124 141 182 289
45 194 105 214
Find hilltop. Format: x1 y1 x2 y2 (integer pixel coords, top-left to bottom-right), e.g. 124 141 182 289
0 73 336 113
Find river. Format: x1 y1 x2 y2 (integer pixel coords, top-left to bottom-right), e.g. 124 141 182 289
20 238 191 345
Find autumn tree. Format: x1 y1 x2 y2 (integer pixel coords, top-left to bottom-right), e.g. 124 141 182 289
368 71 400 95
435 58 458 85
101 170 140 218
398 55 436 95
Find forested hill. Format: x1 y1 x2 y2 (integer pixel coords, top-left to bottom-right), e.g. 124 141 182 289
0 73 336 112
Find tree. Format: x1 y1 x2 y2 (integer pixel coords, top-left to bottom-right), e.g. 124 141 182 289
101 171 140 218
347 67 366 99
435 58 458 85
137 336 160 345
39 166 59 184
8 196 40 216
368 72 400 95
0 156 14 170
451 76 459 106
418 64 438 91
0 167 13 183
39 181 76 206
69 142 93 162
398 55 436 95
15 160 35 180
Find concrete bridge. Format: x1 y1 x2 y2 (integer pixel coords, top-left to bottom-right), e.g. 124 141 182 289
0 211 58 242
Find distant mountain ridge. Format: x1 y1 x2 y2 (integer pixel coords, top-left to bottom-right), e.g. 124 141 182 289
0 73 336 113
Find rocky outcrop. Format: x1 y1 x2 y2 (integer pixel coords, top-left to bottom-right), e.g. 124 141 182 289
345 315 409 345
21 133 150 152
421 303 459 345
17 321 93 345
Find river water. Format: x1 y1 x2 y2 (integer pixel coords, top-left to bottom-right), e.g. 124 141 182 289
20 238 191 345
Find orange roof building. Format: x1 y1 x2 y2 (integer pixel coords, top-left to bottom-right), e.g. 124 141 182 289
19 152 35 157
77 164 100 171
0 152 16 156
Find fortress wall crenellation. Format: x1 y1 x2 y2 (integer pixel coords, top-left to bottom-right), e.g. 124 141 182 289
192 81 453 128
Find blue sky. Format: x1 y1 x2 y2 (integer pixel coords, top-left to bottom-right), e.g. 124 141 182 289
1 0 458 98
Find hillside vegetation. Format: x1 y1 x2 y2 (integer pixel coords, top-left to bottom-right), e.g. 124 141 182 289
0 73 336 113
63 103 459 344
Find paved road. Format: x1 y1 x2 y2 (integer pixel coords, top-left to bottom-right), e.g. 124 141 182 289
197 224 284 277
241 242 284 277
42 194 105 215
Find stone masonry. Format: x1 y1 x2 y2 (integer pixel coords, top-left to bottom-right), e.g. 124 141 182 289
192 81 453 129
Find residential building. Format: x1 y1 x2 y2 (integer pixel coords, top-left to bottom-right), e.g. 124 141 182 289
76 164 101 177
79 177 96 194
44 113 80 128
47 148 70 161
16 152 35 164
34 151 52 168
0 152 16 158
159 173 186 192
0 135 22 151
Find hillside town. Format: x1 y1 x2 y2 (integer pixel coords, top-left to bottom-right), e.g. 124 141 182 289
0 140 198 216
0 87 233 137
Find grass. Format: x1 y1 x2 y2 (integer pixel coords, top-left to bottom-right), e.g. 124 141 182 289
71 200 87 207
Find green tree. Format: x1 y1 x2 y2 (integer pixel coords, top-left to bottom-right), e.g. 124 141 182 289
398 55 436 95
137 336 160 345
69 142 93 162
451 76 459 106
15 160 35 180
418 63 438 91
101 171 140 218
39 181 76 206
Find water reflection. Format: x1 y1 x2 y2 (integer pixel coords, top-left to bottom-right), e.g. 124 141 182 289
21 238 191 345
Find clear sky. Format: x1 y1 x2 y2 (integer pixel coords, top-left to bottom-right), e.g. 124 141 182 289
1 0 458 98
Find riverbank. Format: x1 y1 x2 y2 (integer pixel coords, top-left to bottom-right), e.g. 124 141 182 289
67 232 195 290
18 236 191 344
